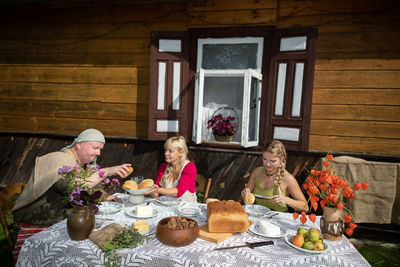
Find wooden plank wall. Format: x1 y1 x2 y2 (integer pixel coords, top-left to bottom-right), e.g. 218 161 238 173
276 0 400 155
0 134 165 186
0 2 189 138
0 0 399 155
0 134 319 203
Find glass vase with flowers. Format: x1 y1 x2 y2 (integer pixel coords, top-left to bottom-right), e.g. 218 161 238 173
293 154 369 241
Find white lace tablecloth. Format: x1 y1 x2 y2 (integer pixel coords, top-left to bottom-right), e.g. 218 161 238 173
16 194 371 267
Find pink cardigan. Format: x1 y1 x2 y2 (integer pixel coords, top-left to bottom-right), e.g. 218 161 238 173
155 162 197 197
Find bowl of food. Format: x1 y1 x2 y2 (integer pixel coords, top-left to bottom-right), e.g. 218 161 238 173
123 179 154 204
156 216 199 247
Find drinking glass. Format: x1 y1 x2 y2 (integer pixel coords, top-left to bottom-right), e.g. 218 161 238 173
132 176 144 184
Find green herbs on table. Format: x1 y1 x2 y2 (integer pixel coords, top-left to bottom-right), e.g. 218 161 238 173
103 228 149 267
103 228 148 252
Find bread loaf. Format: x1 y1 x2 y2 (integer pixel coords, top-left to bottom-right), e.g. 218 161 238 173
139 179 154 189
205 198 219 204
123 180 138 190
244 193 255 205
207 200 250 233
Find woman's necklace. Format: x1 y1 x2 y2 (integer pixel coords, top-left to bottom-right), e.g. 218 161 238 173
265 168 276 178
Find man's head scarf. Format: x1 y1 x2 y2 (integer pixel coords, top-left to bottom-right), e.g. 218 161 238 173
61 128 105 151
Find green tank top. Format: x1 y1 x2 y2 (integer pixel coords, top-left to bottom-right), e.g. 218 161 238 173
253 168 288 212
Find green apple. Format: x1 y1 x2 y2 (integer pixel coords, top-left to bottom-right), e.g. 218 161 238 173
309 231 320 243
297 227 308 236
303 241 315 250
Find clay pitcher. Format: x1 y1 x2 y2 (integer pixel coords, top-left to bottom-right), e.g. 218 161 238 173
320 206 345 241
67 205 95 240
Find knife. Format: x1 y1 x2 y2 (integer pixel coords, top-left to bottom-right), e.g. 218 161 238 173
254 194 271 200
215 240 274 250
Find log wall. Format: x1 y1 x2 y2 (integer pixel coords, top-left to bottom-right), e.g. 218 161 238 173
0 0 399 155
0 134 320 203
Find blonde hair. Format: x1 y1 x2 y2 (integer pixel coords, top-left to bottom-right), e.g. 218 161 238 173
161 136 189 186
263 140 287 186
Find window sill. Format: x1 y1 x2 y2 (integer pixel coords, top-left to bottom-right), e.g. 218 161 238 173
189 141 263 153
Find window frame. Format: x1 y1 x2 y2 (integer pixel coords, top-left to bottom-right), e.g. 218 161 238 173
188 26 274 149
192 68 262 147
148 26 318 151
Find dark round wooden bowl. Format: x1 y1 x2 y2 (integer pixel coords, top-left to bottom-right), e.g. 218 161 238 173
156 216 199 247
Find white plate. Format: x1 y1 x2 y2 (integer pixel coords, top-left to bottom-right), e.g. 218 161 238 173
143 224 156 236
156 196 181 206
178 208 199 216
98 202 123 214
249 223 287 238
128 223 156 236
125 207 159 219
113 193 128 203
284 235 329 254
177 202 200 215
177 208 200 217
244 205 271 217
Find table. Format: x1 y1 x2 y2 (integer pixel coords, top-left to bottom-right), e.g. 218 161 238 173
16 194 371 267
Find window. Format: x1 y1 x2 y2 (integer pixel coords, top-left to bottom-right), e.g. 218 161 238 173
192 37 263 147
148 27 317 151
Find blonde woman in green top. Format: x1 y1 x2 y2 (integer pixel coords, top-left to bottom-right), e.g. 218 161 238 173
241 140 308 212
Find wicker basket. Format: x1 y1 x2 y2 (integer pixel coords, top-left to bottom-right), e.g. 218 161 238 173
213 133 234 142
209 107 238 142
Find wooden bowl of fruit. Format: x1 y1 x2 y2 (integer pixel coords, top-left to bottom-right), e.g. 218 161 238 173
156 216 199 247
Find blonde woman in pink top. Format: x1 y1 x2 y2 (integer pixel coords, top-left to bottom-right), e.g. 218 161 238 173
145 136 197 202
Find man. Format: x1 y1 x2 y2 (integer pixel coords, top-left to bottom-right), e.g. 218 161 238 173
12 128 131 226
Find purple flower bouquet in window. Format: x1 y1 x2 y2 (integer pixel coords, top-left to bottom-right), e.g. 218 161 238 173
207 113 238 142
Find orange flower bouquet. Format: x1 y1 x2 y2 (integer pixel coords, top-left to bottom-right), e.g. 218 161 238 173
293 154 369 237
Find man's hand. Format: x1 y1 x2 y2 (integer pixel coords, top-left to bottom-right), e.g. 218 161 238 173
106 195 122 203
103 164 132 178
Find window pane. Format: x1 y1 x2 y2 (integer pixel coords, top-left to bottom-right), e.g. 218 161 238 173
172 62 181 110
292 63 304 117
157 120 179 132
248 76 259 142
280 36 307 51
202 76 243 142
202 43 258 69
275 63 287 116
157 62 166 110
273 127 300 141
159 39 181 52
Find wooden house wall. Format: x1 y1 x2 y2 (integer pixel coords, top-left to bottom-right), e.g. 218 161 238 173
0 134 319 202
0 0 399 155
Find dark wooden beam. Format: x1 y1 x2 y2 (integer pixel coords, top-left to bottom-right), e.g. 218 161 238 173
191 0 206 7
